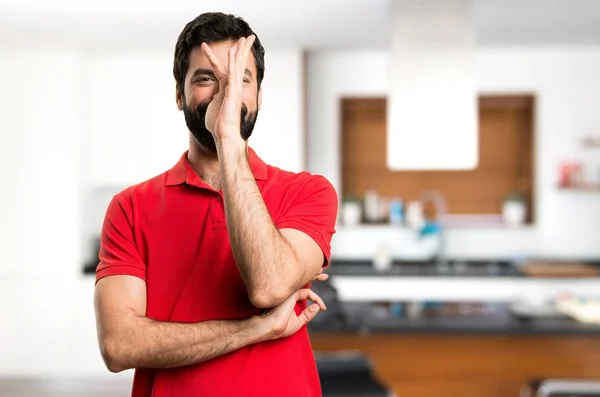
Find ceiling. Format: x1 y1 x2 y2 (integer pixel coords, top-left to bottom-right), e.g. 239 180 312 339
1 0 600 52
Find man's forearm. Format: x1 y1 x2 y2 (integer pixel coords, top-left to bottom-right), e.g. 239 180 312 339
102 315 267 372
218 141 302 307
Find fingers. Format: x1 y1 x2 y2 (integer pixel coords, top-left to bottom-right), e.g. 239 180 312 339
313 268 329 281
201 43 227 82
298 304 320 325
239 35 255 86
228 43 238 92
242 35 255 60
233 37 245 88
296 288 326 311
203 35 255 93
232 36 255 89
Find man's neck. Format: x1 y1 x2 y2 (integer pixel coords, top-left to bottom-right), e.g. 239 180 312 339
187 139 221 190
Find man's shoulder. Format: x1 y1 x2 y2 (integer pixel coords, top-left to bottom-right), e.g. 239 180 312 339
111 170 170 204
267 166 338 206
268 166 335 194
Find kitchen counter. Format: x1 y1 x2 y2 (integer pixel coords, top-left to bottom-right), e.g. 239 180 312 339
309 302 600 336
328 258 600 278
325 259 600 302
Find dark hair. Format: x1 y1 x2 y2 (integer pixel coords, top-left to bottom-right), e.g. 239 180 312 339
173 12 265 95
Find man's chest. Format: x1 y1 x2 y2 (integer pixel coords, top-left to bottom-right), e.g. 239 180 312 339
136 195 276 321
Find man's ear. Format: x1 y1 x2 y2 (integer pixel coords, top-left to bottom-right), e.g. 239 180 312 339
257 86 262 111
176 83 184 111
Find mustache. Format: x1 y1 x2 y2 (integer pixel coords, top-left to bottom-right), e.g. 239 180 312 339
194 101 248 122
183 98 258 153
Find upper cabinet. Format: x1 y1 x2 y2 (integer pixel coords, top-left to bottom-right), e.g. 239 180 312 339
341 96 535 224
387 0 479 171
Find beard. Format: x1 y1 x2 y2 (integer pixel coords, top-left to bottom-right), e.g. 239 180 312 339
183 99 258 153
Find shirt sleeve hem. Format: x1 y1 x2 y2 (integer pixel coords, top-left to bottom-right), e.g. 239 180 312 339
276 220 331 266
95 263 147 284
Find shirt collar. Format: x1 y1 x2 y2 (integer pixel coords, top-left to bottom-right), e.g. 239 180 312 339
165 147 268 187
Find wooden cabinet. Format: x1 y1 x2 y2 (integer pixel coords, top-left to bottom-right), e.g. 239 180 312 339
340 96 535 223
310 332 600 397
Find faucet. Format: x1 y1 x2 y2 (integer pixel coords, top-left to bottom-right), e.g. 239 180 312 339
417 190 449 272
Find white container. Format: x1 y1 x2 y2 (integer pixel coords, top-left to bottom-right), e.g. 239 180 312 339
372 243 393 272
342 201 362 226
502 200 526 226
405 200 425 232
364 190 379 222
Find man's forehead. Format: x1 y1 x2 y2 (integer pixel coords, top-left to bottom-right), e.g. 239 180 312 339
188 41 257 71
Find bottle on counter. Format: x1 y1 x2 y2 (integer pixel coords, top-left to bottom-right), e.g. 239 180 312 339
405 200 425 232
388 198 404 225
364 190 379 223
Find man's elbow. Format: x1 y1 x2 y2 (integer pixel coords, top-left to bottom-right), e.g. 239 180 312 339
249 286 291 308
99 337 130 373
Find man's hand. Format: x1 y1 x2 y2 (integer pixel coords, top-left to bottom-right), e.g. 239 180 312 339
260 289 326 340
201 36 256 145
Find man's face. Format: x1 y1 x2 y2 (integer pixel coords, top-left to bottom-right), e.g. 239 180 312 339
177 40 261 153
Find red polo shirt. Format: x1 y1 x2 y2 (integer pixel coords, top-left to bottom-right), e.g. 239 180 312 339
95 148 338 397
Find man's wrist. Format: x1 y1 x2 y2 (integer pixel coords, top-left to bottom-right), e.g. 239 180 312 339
216 131 246 154
246 315 274 344
217 135 252 175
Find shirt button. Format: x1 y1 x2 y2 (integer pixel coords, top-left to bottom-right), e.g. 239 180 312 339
216 195 221 201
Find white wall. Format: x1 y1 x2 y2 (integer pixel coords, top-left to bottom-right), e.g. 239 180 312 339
251 50 305 173
80 49 305 256
307 47 600 260
83 49 304 188
0 45 304 377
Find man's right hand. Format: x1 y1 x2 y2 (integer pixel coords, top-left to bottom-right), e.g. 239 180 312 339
259 289 326 340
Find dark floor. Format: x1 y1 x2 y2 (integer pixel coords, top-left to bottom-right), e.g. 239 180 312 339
0 379 132 397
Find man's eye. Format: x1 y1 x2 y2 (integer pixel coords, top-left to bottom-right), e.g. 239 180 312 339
196 77 214 83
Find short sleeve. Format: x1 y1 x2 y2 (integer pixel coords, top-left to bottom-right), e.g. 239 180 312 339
276 175 339 266
95 191 147 284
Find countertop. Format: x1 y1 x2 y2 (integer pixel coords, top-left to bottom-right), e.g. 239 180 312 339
328 259 518 277
308 302 600 336
328 258 600 278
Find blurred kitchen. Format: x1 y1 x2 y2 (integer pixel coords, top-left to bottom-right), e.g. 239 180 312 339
1 0 600 396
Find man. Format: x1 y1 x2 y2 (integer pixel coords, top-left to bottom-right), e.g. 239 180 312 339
93 11 338 397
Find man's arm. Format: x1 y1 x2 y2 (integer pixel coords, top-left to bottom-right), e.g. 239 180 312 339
202 38 338 308
219 144 335 308
94 275 268 373
94 275 325 373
